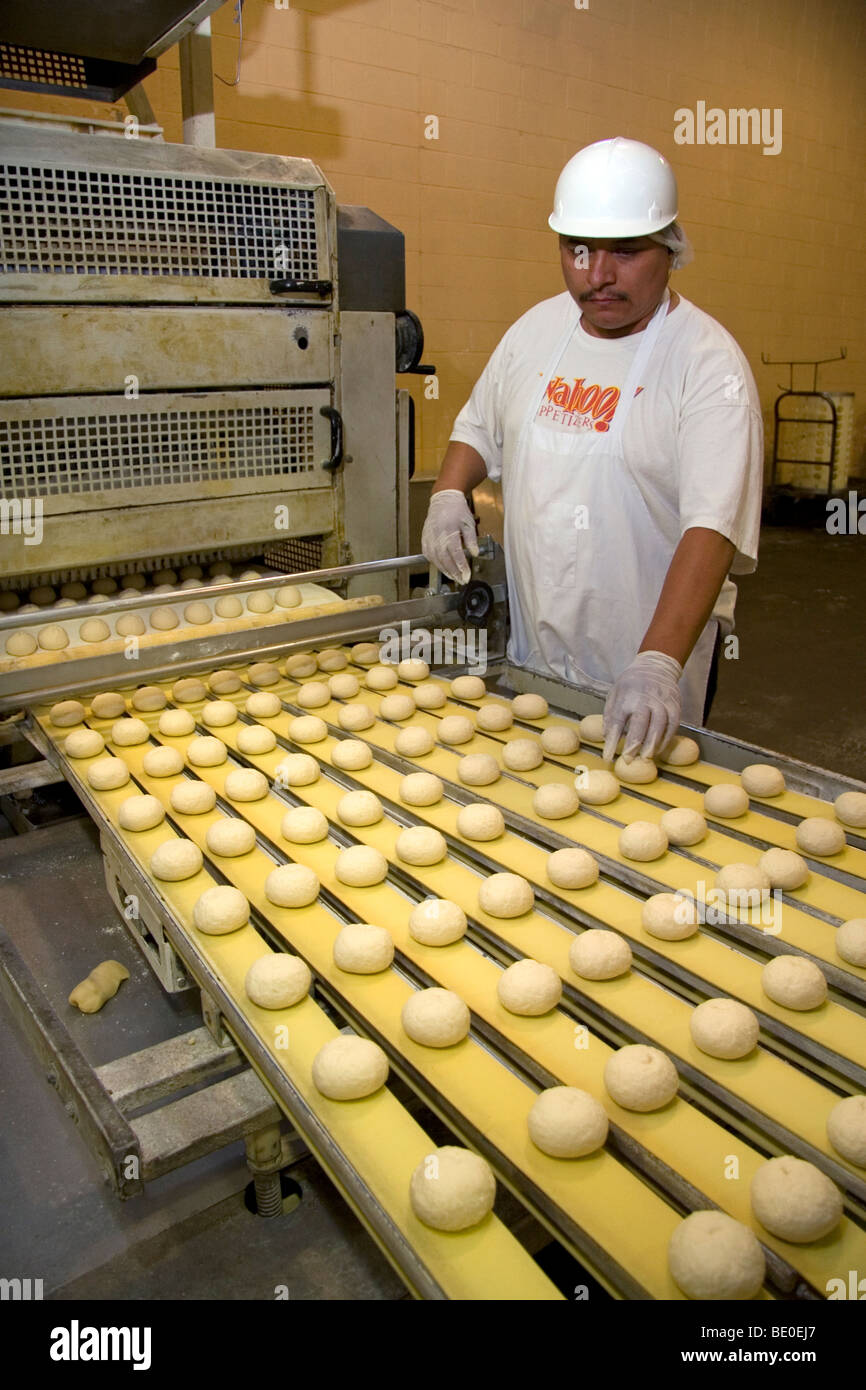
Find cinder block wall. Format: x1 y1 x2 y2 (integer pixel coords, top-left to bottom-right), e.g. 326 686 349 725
6 0 865 479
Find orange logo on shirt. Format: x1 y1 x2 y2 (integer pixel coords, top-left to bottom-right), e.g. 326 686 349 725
540 378 643 432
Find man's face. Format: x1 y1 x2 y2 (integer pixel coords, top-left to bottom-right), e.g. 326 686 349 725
558 235 672 338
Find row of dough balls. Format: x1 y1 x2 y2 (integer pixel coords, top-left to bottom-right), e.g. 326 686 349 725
0 562 282 612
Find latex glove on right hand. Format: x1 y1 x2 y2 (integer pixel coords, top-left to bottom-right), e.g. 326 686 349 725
602 650 683 763
421 489 479 585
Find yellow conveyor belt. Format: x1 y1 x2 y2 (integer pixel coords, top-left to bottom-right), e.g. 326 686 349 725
34 713 561 1303
42 687 866 1297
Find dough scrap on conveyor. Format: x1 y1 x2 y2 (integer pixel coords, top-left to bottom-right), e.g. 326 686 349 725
333 923 394 973
478 872 534 919
604 1044 679 1112
795 817 846 856
750 1156 842 1243
402 988 470 1047
528 1087 609 1158
740 763 786 797
264 863 319 908
332 739 373 771
761 954 827 1010
193 885 249 934
408 898 467 946
87 757 131 790
312 1035 389 1100
245 954 311 1009
409 1146 495 1232
668 1210 765 1301
660 807 707 846
503 737 543 771
150 839 203 881
68 960 129 1014
547 847 598 889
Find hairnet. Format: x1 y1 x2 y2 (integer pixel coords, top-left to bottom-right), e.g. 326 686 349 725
648 221 694 269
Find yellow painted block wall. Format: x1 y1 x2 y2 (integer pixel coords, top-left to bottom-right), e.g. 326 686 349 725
5 0 865 479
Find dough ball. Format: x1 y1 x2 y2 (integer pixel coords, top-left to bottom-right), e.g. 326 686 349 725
668 1210 765 1301
396 826 447 865
225 768 269 802
497 959 562 1016
837 918 866 966
660 807 707 846
187 735 227 767
17 603 39 613
479 872 534 919
182 602 212 626
0 590 21 610
328 673 359 700
237 724 277 755
284 654 318 679
245 691 281 718
158 708 196 736
91 691 127 719
379 692 417 722
337 790 383 827
402 988 470 1047
614 754 658 785
151 568 177 586
456 803 504 840
50 699 86 727
312 1035 389 1100
150 606 180 631
413 682 447 710
118 794 165 832
5 631 37 656
193 885 249 934
741 763 786 797
180 578 201 590
246 591 275 614
214 595 243 619
569 929 632 979
533 783 580 819
604 1045 679 1112
450 675 486 700
264 863 319 908
150 839 203 881
704 784 749 818
172 677 206 702
365 665 398 691
350 642 381 665
826 1095 866 1167
131 685 167 712
296 680 331 709
208 561 232 577
796 817 846 856
338 702 375 732
335 845 388 886
397 658 429 682
408 898 467 946
578 713 605 742
512 692 548 719
690 998 760 1059
333 923 394 973
205 818 256 857
64 728 105 759
409 1147 495 1232
332 739 373 771
170 780 217 815
79 618 111 643
476 703 513 731
758 848 809 890
202 700 237 728
503 737 543 771
281 806 329 844
142 746 184 778
123 573 148 591
316 648 347 673
38 624 69 650
248 661 281 686
30 584 56 605
660 735 700 766
835 791 866 829
576 769 620 805
547 847 599 890
275 585 302 609
115 613 146 637
111 717 150 746
715 862 771 910
528 1087 609 1158
619 821 668 862
245 954 311 1009
438 714 475 745
394 726 435 758
458 753 500 786
762 955 827 1010
541 724 580 755
87 757 131 790
179 565 202 581
400 772 444 807
642 892 699 940
288 715 327 744
750 1156 842 1242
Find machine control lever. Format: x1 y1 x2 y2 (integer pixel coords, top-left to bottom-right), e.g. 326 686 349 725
320 406 344 472
269 278 333 296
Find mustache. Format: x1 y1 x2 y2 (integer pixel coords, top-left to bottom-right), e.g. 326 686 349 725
580 293 628 302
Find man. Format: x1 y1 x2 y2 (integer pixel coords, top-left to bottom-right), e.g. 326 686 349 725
421 137 763 762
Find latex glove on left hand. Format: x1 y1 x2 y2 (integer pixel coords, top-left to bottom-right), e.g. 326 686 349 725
602 650 683 763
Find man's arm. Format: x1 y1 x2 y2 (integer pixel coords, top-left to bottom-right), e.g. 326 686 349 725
431 441 488 496
639 526 735 665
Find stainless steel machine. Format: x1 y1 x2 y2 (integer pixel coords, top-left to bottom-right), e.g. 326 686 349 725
1 121 865 1303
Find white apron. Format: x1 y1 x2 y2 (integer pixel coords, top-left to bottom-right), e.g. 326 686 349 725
503 291 716 723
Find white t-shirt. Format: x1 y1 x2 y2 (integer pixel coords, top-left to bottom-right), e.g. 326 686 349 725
451 292 763 641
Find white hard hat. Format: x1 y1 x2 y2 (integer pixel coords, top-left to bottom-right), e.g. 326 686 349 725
549 137 678 238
